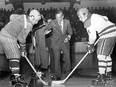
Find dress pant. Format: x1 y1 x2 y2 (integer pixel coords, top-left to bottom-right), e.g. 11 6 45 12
53 43 71 78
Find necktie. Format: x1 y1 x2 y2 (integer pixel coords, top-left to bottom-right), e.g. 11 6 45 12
59 22 63 32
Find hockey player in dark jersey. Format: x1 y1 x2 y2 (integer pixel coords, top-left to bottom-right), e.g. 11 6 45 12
0 9 42 86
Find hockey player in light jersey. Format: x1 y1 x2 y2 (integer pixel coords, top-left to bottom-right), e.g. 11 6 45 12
77 8 116 86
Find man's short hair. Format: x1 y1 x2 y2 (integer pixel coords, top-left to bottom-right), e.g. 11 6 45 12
55 9 64 16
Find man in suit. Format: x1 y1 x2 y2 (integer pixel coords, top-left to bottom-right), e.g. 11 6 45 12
45 10 73 80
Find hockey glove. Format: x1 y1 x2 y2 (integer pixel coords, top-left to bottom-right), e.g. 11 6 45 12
20 43 27 57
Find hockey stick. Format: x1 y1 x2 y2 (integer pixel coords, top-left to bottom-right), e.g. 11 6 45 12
23 55 49 86
52 52 89 84
51 38 100 85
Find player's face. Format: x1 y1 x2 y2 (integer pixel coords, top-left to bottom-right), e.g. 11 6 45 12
31 14 41 25
77 11 87 22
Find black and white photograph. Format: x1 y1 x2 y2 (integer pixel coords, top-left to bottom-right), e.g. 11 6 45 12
0 0 116 87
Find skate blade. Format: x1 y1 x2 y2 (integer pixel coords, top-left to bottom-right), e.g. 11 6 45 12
91 81 106 86
90 85 106 87
91 84 106 86
106 80 114 85
106 79 114 82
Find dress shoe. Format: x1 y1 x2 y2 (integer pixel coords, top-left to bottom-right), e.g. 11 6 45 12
50 74 56 80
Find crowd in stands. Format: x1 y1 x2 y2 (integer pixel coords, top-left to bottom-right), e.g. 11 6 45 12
0 6 116 42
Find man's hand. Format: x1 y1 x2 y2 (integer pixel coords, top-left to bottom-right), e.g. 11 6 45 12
86 43 95 53
64 35 71 43
20 44 27 57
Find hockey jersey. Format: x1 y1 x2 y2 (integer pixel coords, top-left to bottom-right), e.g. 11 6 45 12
0 14 33 44
84 14 116 44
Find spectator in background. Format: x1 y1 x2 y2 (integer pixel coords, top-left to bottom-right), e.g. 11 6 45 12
33 17 49 72
45 10 73 80
0 21 3 30
45 19 55 77
77 8 116 86
29 17 52 78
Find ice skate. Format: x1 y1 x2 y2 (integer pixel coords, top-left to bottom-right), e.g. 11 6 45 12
106 72 114 84
9 75 28 87
91 74 106 86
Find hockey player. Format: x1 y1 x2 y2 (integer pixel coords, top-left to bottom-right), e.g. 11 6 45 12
0 9 42 86
77 8 116 86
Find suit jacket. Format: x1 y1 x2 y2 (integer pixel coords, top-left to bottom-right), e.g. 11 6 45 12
45 19 73 50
